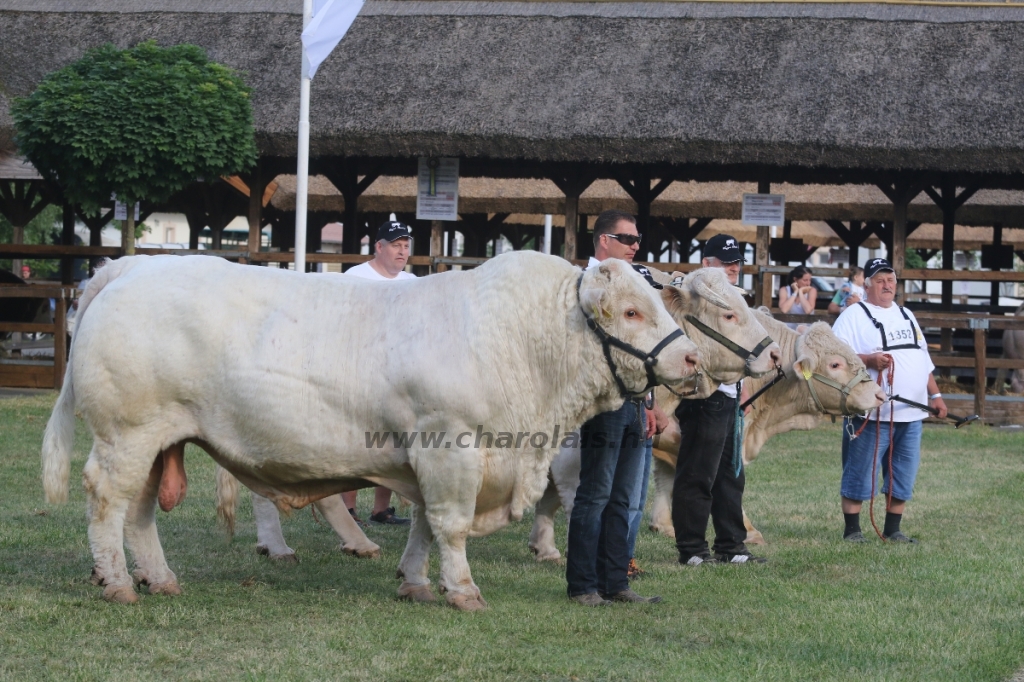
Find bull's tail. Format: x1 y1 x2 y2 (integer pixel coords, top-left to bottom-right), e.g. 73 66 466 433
216 465 240 539
41 366 75 503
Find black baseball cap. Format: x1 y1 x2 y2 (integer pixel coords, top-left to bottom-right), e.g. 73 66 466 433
375 220 413 243
864 257 894 279
703 234 745 264
631 264 663 290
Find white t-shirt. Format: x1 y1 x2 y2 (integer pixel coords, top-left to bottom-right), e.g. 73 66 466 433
344 261 416 281
831 301 935 422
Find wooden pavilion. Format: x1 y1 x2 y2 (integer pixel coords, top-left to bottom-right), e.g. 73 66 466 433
3 0 1024 417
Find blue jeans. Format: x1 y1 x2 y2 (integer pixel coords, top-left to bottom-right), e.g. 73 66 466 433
841 418 923 502
566 400 647 597
627 439 653 558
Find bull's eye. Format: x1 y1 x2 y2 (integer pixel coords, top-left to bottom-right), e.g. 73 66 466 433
831 362 841 370
625 309 638 318
724 313 735 321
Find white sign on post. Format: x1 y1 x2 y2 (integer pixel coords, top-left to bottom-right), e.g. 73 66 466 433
113 197 140 221
416 157 459 221
741 193 785 226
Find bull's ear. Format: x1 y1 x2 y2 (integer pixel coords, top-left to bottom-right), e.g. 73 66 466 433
580 287 611 319
757 306 771 315
795 324 810 334
659 285 686 316
792 356 814 380
595 261 618 281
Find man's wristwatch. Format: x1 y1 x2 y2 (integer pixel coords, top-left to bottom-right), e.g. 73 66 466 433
929 393 942 400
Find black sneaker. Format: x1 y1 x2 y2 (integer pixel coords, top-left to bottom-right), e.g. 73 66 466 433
843 531 869 543
369 506 410 525
883 531 918 544
680 552 719 567
714 552 768 565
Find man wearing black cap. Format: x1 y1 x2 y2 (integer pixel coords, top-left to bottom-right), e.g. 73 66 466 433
672 233 766 566
340 220 416 524
832 258 946 543
344 220 416 282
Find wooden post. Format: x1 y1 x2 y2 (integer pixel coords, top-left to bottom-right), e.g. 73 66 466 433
974 326 987 421
431 220 446 273
248 160 263 257
564 193 579 262
892 193 908 306
53 292 67 390
990 223 1003 308
11 223 24 277
754 180 771 308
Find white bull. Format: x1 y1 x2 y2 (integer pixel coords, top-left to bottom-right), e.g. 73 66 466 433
228 267 782 564
42 251 698 610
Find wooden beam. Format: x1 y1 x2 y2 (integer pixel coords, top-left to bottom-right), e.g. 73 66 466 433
974 326 987 419
430 220 445 273
755 180 771 308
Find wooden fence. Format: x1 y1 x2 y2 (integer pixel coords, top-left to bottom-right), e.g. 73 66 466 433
4 244 1024 422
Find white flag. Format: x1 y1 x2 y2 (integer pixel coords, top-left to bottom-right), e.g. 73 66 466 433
302 0 365 79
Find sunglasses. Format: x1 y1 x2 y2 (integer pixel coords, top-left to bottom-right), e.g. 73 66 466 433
605 233 643 246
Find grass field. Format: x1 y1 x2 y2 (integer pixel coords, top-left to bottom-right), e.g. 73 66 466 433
2 392 1023 681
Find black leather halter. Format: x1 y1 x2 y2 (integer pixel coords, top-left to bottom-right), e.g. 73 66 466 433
683 314 774 365
577 274 688 398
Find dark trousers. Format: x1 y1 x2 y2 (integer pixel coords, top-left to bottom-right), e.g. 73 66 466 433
671 391 748 559
566 399 646 597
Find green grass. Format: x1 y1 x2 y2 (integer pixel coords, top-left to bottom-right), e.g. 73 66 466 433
1 393 1023 681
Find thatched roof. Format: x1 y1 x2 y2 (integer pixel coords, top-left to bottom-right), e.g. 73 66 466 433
3 1 1024 175
269 175 1024 227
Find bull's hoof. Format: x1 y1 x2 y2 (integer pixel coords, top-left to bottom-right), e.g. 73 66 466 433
341 543 381 559
256 545 299 563
649 522 676 539
447 592 488 612
397 582 436 603
147 581 183 596
90 566 105 586
102 584 140 604
532 548 562 562
745 530 766 545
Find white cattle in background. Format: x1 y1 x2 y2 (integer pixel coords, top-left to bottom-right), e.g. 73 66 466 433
42 251 699 610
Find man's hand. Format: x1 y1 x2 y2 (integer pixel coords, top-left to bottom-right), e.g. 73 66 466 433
846 293 861 306
645 408 657 440
861 353 891 371
930 396 948 419
651 405 670 435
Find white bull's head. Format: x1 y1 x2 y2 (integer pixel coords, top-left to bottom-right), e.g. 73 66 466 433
793 322 885 414
578 259 699 397
665 268 781 384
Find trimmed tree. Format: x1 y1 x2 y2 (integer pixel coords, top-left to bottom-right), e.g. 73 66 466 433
12 41 257 253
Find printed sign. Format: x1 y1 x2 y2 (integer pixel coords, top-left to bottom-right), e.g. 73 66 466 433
416 157 459 221
113 196 140 221
741 193 785 226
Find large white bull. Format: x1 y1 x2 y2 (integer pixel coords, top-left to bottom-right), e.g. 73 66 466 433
227 267 783 564
42 251 698 610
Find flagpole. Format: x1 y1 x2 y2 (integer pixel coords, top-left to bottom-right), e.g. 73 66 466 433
294 0 313 273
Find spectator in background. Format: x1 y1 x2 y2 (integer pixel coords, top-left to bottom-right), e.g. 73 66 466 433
340 220 416 526
828 266 865 315
779 266 817 329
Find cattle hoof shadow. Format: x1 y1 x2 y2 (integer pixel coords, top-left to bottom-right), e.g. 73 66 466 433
649 523 676 539
90 566 105 586
102 584 140 604
397 582 436 603
341 543 381 559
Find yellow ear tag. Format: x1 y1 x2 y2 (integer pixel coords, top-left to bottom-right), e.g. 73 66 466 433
801 367 812 381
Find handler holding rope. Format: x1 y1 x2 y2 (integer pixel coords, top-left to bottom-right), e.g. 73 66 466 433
832 258 947 544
